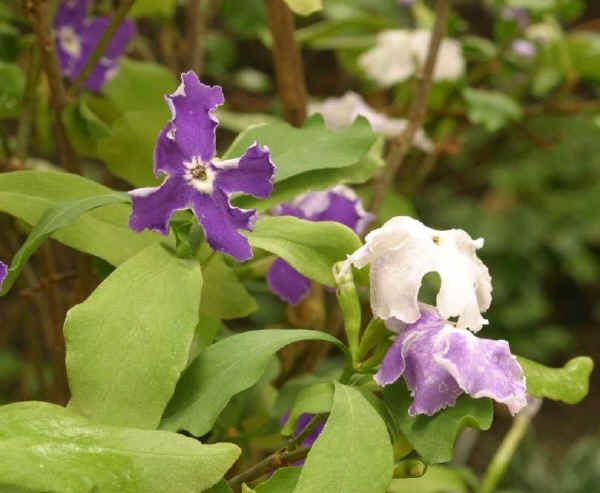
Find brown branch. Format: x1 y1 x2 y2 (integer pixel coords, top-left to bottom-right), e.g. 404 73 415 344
265 0 307 127
369 0 450 213
68 0 136 99
228 446 311 488
25 0 77 173
187 0 218 76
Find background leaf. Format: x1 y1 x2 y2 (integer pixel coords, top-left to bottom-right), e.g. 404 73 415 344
161 329 343 436
65 243 202 429
1 193 128 295
383 381 493 464
0 401 239 493
245 216 362 287
284 0 323 16
293 382 394 493
463 88 523 132
387 465 469 493
281 382 334 436
518 356 593 404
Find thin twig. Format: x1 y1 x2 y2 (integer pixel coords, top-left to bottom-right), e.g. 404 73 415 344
369 0 450 213
25 0 77 173
264 0 307 127
228 446 311 488
188 0 217 76
68 0 136 99
288 414 326 451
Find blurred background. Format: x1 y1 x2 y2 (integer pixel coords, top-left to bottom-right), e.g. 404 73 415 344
0 1 599 491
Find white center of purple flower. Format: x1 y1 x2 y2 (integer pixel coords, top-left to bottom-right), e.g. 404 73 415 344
58 26 82 58
183 157 216 193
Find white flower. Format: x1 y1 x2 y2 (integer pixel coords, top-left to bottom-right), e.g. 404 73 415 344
336 216 492 331
309 92 433 152
358 29 465 87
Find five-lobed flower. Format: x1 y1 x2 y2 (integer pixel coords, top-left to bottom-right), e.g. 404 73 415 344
54 0 135 91
129 71 275 262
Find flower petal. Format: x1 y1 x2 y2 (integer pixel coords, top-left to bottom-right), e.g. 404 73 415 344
214 142 275 198
54 0 89 29
0 261 7 289
267 258 311 304
435 327 527 415
315 186 374 235
191 189 255 261
153 124 187 178
374 336 407 386
166 72 224 162
128 175 192 235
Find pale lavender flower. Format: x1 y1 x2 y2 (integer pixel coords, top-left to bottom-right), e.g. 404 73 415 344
0 261 7 289
375 305 527 416
502 7 530 28
129 72 275 261
337 216 492 332
398 0 416 6
512 39 537 57
268 186 374 304
53 0 135 91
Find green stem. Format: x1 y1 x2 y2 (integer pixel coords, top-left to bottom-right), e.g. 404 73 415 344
357 318 388 362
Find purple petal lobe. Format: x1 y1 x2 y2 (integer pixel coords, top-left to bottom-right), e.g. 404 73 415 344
0 261 7 289
128 175 192 235
154 123 188 178
55 0 89 29
267 258 311 304
215 142 275 198
435 328 527 415
166 71 224 162
191 189 255 261
374 336 407 386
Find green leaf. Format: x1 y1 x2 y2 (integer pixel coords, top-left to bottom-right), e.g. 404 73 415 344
281 382 334 436
224 116 379 210
255 467 301 492
294 382 394 493
518 356 593 404
0 61 24 118
245 217 362 287
1 193 128 295
130 0 176 17
0 171 162 266
205 480 234 493
0 401 239 493
463 88 523 132
161 329 344 436
63 98 112 155
383 381 493 464
388 465 469 493
65 243 202 429
200 251 258 319
284 0 323 16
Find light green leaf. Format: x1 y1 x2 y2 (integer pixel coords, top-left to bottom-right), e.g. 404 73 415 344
65 243 202 429
200 251 257 319
1 193 128 295
281 382 334 436
388 465 469 493
245 216 362 287
256 467 301 492
294 382 394 493
284 0 322 16
518 356 593 404
0 401 239 493
463 88 523 132
225 116 379 210
161 329 344 436
205 480 234 493
383 381 493 464
0 171 162 266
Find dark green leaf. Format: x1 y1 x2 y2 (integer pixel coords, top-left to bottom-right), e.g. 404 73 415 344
0 401 239 493
463 88 523 132
161 329 344 436
383 381 493 464
0 61 24 117
1 193 128 295
518 356 593 404
65 243 202 429
294 382 394 493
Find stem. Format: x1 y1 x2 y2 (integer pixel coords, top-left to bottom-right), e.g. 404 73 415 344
188 0 217 76
288 414 326 451
228 446 311 488
369 0 450 213
25 0 77 173
15 45 42 167
480 400 542 493
68 0 136 99
357 318 388 362
264 0 307 127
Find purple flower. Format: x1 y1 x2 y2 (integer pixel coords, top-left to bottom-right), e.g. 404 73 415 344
129 72 275 261
0 261 7 290
512 39 537 57
375 305 527 416
267 186 374 304
53 0 135 91
280 412 325 466
502 7 530 28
